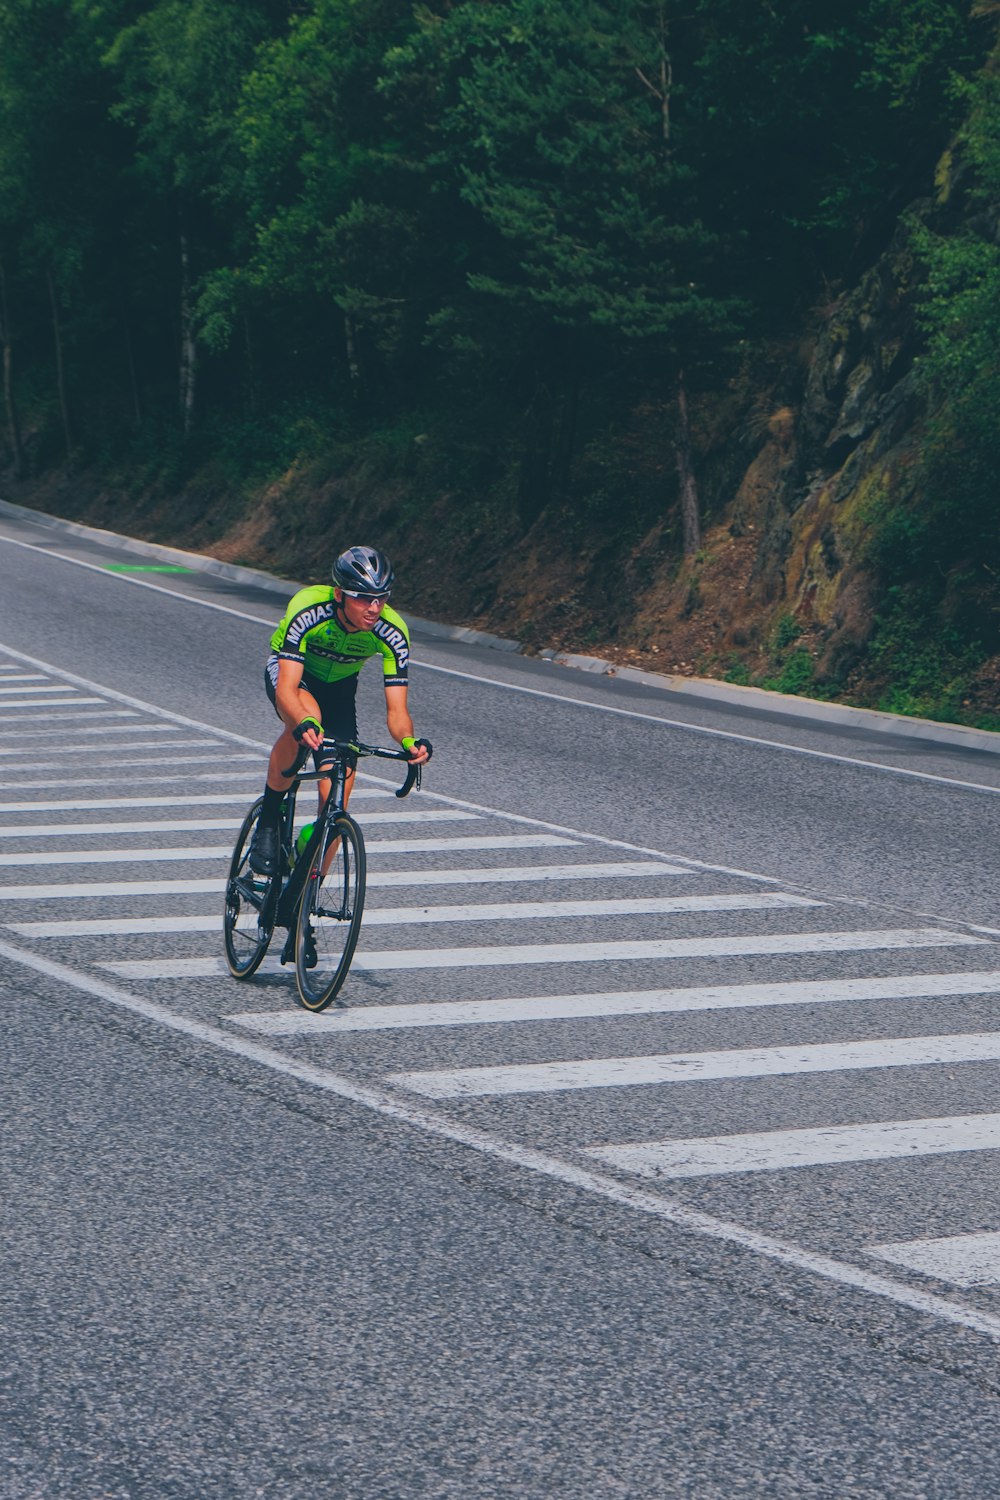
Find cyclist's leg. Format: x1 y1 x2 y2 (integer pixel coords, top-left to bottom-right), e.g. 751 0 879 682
250 660 323 874
264 656 324 792
307 676 360 819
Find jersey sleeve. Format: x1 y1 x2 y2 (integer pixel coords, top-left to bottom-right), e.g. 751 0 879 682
270 588 337 664
372 611 410 686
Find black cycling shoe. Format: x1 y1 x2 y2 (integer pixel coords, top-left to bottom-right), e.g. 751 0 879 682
248 820 279 875
280 925 317 968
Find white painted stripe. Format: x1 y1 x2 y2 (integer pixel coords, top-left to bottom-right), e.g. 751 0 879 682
10 918 214 937
586 1112 1000 1179
868 1231 1000 1287
0 810 476 839
359 860 688 886
0 722 184 741
0 804 471 828
334 809 478 825
0 682 70 694
95 928 980 978
2 933 997 1342
0 673 47 681
0 737 214 756
0 697 104 712
0 709 140 723
224 970 1000 1035
0 768 262 790
0 878 226 900
4 890 815 934
340 927 981 972
0 817 245 837
0 784 402 808
363 835 577 855
392 1029 1000 1098
0 864 688 899
0 792 275 812
0 846 234 867
0 836 572 867
345 892 820 923
0 753 262 778
99 956 293 978
0 786 428 810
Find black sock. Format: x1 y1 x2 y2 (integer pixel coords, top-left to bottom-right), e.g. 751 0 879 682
261 784 284 821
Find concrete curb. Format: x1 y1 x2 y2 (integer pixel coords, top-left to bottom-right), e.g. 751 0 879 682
2 493 998 757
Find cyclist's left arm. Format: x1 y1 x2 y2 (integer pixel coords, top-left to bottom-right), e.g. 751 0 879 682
384 684 431 764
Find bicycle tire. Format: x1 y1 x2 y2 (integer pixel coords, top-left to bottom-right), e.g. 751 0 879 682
223 797 279 978
294 812 366 1010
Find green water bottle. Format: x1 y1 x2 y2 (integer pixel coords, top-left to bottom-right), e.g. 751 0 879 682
293 822 315 865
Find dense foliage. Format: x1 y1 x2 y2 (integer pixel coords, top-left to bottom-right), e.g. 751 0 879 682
0 0 996 718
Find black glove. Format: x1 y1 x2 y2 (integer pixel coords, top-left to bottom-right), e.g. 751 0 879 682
293 717 322 742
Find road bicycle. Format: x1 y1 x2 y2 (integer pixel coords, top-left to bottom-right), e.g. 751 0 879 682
223 737 422 1011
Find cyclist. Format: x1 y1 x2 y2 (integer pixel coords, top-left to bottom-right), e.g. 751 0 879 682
248 544 432 876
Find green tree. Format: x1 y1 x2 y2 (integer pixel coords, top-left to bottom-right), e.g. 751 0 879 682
383 0 745 541
102 0 290 434
689 0 981 309
211 0 425 408
0 0 130 465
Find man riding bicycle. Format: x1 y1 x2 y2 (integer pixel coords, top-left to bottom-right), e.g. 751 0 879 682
249 544 432 876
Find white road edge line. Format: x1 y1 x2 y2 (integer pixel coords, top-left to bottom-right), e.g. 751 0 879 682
4 932 1000 1342
2 542 999 796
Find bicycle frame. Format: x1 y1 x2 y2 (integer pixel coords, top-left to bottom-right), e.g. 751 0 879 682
274 738 419 929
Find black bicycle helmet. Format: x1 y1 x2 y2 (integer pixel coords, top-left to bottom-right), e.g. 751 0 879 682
332 545 394 597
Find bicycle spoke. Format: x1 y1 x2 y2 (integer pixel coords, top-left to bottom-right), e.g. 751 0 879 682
295 814 366 1010
223 798 278 978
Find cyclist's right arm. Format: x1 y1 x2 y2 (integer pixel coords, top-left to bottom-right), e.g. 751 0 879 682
274 658 324 751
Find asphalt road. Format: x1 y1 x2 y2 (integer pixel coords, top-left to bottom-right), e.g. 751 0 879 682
2 507 1000 1499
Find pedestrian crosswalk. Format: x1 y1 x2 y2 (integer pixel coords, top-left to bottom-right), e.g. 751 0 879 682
3 644 1000 1315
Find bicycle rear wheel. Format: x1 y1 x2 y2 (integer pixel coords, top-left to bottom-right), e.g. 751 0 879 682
294 813 366 1010
223 798 279 978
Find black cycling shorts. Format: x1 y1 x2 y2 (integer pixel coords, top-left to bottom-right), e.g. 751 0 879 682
264 655 359 768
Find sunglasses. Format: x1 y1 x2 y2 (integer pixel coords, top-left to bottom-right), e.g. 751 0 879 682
341 589 390 604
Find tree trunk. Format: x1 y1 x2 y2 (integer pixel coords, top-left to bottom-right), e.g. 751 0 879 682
674 368 701 556
179 227 197 436
47 267 73 465
635 4 672 148
0 257 24 477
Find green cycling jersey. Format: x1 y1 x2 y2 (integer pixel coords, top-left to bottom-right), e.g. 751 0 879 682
270 585 409 686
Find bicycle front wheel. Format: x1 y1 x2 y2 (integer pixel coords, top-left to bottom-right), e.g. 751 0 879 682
294 813 366 1010
223 798 279 978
